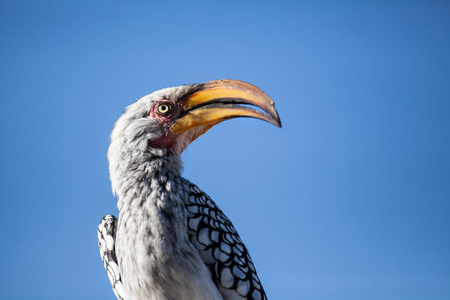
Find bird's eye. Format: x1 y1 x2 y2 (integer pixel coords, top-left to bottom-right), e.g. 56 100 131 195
156 102 173 116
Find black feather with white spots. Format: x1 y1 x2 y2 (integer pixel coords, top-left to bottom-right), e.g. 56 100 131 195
183 179 267 300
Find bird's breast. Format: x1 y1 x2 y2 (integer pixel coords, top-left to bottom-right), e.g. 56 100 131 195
114 177 222 300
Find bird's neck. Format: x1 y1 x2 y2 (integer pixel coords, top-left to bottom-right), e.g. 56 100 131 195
109 136 183 196
110 147 183 207
111 146 190 246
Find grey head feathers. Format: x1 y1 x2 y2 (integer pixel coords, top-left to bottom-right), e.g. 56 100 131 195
108 84 202 197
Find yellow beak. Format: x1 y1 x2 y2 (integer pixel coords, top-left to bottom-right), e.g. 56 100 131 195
171 80 281 139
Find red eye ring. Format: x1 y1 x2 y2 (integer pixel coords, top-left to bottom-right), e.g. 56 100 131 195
151 100 177 119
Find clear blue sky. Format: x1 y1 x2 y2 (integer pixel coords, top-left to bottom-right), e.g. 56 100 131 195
1 1 449 299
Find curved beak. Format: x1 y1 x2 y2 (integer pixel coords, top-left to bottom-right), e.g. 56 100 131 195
171 80 281 138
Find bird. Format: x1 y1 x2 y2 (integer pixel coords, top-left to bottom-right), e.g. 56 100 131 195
97 79 281 300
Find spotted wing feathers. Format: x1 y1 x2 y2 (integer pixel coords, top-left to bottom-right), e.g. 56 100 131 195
183 179 267 300
98 215 127 300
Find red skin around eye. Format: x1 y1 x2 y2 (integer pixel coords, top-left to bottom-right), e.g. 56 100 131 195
150 99 178 122
148 99 179 151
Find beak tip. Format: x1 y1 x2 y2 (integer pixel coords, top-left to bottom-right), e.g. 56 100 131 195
274 116 282 128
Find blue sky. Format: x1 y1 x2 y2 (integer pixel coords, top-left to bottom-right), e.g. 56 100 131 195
1 1 449 299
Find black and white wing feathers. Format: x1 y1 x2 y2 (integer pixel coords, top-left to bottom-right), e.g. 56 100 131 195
183 179 267 300
98 215 127 300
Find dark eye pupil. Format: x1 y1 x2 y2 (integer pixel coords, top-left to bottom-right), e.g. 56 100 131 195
157 103 171 115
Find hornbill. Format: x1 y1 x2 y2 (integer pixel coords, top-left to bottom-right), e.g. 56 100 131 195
98 80 281 300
